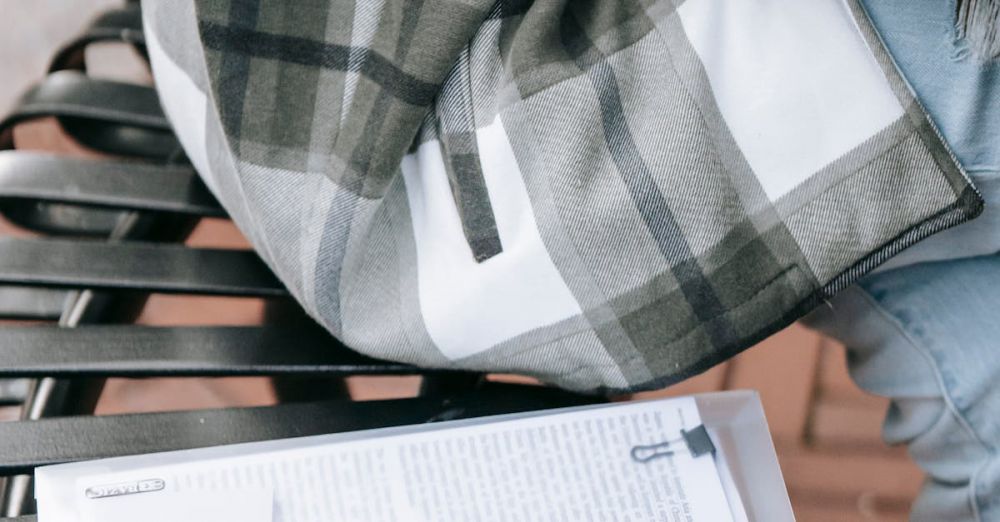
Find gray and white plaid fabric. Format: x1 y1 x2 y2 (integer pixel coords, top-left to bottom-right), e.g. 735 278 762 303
142 0 982 392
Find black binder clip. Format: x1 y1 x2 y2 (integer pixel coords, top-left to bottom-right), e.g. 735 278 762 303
629 424 716 463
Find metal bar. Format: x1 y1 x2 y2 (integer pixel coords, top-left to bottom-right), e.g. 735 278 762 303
0 72 177 159
0 152 222 216
0 288 95 517
0 384 597 476
2 215 141 516
0 72 168 136
0 238 285 297
0 325 428 377
49 3 145 72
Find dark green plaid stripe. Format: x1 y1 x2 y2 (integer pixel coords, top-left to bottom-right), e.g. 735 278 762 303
198 23 441 107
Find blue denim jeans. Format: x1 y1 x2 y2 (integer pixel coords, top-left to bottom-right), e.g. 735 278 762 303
803 1 1000 520
804 262 1000 520
865 0 1000 271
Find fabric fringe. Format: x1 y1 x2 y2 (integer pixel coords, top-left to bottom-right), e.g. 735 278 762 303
956 0 1000 60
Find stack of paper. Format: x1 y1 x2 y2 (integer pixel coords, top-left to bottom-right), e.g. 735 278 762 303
35 396 754 521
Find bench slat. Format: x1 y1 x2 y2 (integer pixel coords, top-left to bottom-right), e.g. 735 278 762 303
0 238 285 297
0 325 425 377
0 384 596 475
0 153 222 216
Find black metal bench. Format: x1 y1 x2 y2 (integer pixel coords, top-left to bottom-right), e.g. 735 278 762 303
0 6 600 519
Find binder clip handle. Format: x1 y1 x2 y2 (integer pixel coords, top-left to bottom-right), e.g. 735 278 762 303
630 424 716 464
630 440 675 463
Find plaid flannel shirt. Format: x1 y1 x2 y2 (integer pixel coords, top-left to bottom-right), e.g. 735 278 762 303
142 0 981 392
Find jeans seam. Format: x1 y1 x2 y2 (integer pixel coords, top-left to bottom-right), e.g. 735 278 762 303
854 287 990 521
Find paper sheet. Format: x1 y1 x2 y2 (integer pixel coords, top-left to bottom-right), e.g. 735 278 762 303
36 397 736 521
79 487 272 522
